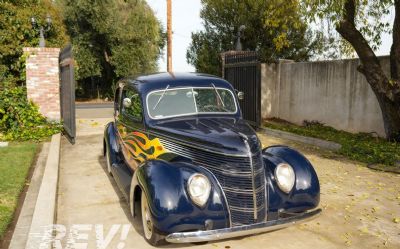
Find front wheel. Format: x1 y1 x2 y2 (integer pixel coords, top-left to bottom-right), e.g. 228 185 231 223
105 143 112 175
141 192 164 246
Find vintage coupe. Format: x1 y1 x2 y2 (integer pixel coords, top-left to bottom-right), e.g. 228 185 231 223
104 73 321 245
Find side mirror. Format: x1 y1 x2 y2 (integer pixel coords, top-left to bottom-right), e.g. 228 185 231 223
237 91 244 100
123 98 132 108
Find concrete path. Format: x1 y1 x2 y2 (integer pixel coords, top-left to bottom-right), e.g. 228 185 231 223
54 115 400 249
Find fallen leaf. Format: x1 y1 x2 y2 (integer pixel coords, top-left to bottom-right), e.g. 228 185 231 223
393 217 400 223
359 227 369 234
371 207 380 213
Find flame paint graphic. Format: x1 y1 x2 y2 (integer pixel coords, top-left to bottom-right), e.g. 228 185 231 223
124 131 168 162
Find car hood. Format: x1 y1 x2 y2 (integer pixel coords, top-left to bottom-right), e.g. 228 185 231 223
148 117 261 156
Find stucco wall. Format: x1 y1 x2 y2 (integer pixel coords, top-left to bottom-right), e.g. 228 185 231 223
262 57 389 137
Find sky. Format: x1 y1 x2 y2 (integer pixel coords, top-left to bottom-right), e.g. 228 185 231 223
146 0 203 72
146 0 393 73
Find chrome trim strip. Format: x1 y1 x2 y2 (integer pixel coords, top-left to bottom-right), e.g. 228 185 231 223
265 171 269 221
165 209 322 243
223 185 265 194
156 135 249 157
230 205 265 213
242 137 258 220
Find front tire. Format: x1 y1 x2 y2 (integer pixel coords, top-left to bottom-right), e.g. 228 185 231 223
141 192 164 246
105 144 112 175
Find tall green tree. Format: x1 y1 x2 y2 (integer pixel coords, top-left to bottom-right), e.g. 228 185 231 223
304 0 400 141
61 0 165 98
187 0 319 76
0 0 68 88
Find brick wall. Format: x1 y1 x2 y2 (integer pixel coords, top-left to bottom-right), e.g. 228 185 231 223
23 47 60 121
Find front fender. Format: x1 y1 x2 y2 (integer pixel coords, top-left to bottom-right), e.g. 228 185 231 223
104 121 120 166
131 160 230 234
262 146 320 220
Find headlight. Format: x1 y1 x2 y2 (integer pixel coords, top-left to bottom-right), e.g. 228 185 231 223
187 173 211 207
275 163 295 193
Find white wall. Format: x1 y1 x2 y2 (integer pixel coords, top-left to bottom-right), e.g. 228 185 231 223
262 57 389 137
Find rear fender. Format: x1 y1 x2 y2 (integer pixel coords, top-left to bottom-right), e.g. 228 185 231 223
130 160 230 234
262 146 320 220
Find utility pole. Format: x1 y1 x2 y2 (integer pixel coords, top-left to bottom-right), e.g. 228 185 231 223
167 0 172 72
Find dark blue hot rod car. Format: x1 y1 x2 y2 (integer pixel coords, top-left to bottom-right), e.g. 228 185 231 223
104 73 321 245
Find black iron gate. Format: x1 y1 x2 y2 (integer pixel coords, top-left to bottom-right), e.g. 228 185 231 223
222 51 261 127
59 44 76 144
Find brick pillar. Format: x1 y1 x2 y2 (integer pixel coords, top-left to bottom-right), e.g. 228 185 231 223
23 47 61 121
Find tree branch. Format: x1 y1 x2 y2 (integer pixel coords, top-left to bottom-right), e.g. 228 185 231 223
390 0 400 82
336 0 378 68
336 0 393 97
343 0 356 25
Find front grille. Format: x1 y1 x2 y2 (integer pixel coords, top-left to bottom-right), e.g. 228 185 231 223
160 138 266 226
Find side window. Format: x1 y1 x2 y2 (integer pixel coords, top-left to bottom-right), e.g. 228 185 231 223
121 88 143 120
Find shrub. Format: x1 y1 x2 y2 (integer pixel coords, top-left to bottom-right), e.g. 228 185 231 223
0 87 62 141
265 119 400 166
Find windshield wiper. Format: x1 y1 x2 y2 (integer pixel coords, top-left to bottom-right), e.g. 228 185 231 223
211 83 225 107
153 85 170 110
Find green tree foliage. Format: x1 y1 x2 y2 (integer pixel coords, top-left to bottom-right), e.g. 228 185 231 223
61 0 165 98
0 87 62 141
187 0 319 75
303 0 394 58
0 0 68 88
303 0 400 141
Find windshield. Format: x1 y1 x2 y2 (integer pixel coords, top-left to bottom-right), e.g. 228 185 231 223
147 87 237 119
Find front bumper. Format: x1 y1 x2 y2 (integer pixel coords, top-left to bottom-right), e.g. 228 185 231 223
166 208 321 243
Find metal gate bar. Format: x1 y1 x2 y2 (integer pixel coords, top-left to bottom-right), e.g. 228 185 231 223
59 44 76 144
222 51 261 127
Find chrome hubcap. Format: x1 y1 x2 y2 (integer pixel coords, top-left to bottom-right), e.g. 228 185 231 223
141 193 153 240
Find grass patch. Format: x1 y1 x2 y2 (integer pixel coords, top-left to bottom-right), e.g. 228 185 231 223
0 142 38 240
264 119 400 166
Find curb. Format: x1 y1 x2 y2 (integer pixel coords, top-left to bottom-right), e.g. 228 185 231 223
261 127 342 151
24 133 61 249
8 143 50 249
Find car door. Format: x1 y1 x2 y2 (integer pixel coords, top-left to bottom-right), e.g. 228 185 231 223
114 85 145 197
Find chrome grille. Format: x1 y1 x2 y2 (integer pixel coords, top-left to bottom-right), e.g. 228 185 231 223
160 138 266 226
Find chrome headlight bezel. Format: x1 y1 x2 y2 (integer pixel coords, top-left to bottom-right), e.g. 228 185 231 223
274 163 296 194
187 173 211 207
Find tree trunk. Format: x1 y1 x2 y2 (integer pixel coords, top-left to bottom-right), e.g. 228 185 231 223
367 80 400 141
391 0 400 81
336 0 400 141
376 95 400 141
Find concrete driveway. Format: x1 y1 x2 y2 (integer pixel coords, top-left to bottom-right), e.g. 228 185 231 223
55 112 400 248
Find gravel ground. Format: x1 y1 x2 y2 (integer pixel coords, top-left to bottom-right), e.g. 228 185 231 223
56 117 400 248
255 133 400 249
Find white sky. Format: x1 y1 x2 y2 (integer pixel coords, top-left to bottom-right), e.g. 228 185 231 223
146 0 203 72
146 0 393 72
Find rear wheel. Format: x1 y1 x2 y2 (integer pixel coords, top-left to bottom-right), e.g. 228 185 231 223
141 192 164 246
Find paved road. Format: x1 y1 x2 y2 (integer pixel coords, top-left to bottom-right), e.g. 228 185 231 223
55 117 400 249
75 103 113 119
75 103 113 109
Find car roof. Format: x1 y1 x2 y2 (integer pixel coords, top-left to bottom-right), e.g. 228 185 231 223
122 72 235 94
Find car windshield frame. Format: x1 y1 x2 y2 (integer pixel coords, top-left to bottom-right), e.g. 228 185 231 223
146 86 238 120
